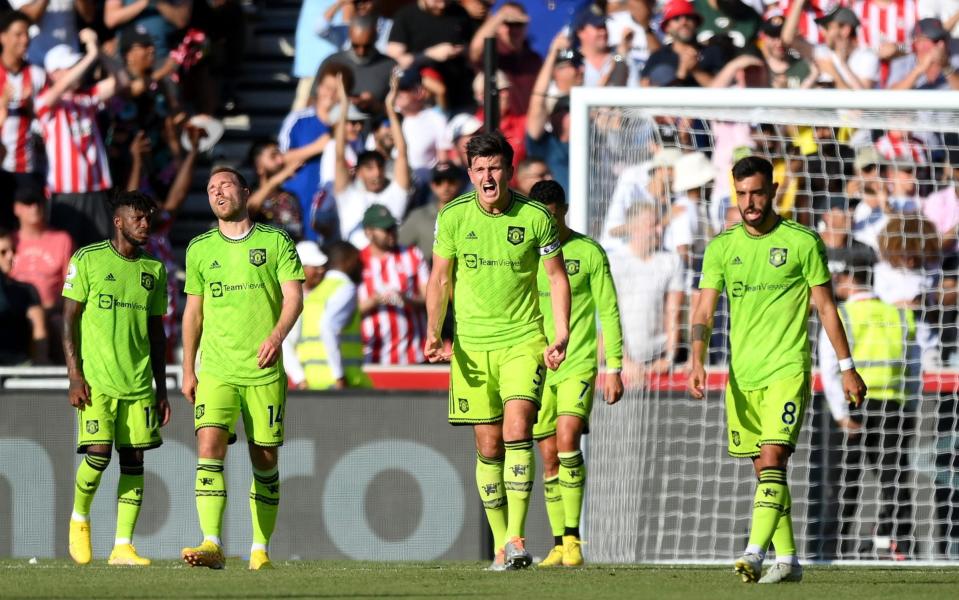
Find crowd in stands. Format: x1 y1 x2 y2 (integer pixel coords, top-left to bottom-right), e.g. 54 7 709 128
1 0 959 398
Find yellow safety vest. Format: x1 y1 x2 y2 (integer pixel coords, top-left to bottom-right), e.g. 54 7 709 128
838 298 915 403
296 276 371 390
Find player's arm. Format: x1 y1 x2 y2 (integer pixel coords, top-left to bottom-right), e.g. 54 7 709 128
591 251 624 404
148 315 171 426
181 293 202 404
816 320 860 433
259 279 304 369
542 252 571 370
424 253 454 362
687 287 720 399
63 297 91 408
811 283 867 407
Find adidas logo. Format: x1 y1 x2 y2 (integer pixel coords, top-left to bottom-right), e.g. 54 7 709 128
105 273 116 281
466 231 477 240
210 260 221 269
732 257 742 265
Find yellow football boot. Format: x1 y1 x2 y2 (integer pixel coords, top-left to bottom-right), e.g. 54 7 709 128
69 519 92 565
181 540 225 569
538 545 565 567
108 544 151 566
249 549 274 570
562 535 585 567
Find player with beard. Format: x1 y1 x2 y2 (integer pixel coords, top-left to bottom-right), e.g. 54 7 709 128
688 156 866 583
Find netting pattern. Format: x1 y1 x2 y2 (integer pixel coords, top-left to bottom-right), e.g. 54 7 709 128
582 105 959 562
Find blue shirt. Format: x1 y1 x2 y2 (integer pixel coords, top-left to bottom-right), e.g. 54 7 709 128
526 132 569 192
293 0 341 78
278 107 330 242
493 0 590 58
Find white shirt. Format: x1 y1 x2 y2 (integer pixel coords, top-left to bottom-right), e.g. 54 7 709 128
606 10 657 86
813 44 880 87
609 249 684 362
662 195 700 253
400 108 450 172
599 162 655 252
320 270 360 381
919 0 959 36
336 179 410 249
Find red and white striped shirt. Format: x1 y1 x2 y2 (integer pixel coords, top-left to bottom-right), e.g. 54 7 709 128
359 244 429 365
0 64 45 173
853 0 919 51
35 86 112 194
775 0 832 45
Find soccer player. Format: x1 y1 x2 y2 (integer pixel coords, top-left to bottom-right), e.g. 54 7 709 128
180 167 305 570
425 131 571 570
688 156 866 584
528 180 624 567
63 191 170 566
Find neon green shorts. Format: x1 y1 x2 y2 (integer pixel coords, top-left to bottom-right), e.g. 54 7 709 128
533 372 596 440
725 371 810 458
76 391 162 453
194 373 286 447
448 335 547 425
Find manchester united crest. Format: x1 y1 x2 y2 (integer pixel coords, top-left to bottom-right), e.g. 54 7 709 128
769 247 788 268
506 226 525 246
140 272 155 291
249 248 267 267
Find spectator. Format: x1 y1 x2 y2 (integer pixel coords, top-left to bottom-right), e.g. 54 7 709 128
851 0 919 73
394 68 450 181
819 195 878 276
10 186 72 312
333 73 411 249
888 17 959 90
783 2 880 89
694 0 762 50
282 240 329 389
919 0 959 37
0 11 46 230
493 0 591 58
759 12 819 88
247 139 305 241
318 15 397 117
468 2 543 115
606 0 661 81
278 63 351 242
444 112 482 168
104 0 192 65
9 0 95 67
473 70 526 169
514 156 552 195
923 155 959 249
574 6 628 86
0 227 46 365
387 0 474 111
296 240 372 389
851 146 896 250
37 30 120 247
664 150 714 278
399 160 466 261
773 0 829 46
641 0 725 87
608 203 684 385
291 0 345 110
357 204 429 365
320 0 393 54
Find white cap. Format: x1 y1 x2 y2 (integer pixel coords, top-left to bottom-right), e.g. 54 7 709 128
329 102 370 122
672 151 717 193
446 113 482 144
44 44 82 72
296 241 328 267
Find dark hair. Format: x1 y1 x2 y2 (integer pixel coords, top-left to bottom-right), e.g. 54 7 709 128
0 11 30 34
314 63 355 98
517 156 548 174
731 155 774 185
111 190 157 216
323 240 360 267
247 138 278 167
356 150 386 169
0 226 12 240
351 15 377 32
465 131 514 169
529 179 566 206
210 166 249 189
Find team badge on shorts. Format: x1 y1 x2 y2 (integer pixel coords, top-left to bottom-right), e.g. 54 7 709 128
769 247 788 267
195 404 205 419
249 248 267 267
458 398 469 413
140 272 155 291
565 259 580 275
507 226 525 245
732 430 741 446
86 420 99 434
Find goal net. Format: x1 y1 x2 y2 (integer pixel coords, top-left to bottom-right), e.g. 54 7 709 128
571 88 959 564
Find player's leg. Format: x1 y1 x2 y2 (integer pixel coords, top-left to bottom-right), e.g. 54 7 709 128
71 392 116 564
474 423 507 569
242 378 286 570
182 375 238 569
725 379 766 582
554 374 595 566
534 382 564 567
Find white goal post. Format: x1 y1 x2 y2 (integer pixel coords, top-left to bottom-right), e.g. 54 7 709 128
568 87 959 564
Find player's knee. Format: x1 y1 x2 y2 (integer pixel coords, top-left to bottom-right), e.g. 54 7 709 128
475 438 503 460
85 447 112 464
196 427 228 459
117 449 144 468
248 443 279 470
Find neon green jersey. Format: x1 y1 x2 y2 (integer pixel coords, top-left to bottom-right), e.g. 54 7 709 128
185 223 305 385
699 219 830 389
433 190 561 351
537 231 623 383
62 241 167 399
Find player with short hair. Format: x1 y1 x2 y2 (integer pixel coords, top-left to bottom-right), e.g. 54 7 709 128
425 131 571 571
688 156 866 584
63 190 170 566
528 180 624 567
180 166 305 570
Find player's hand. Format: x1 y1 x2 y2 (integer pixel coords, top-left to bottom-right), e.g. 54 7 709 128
842 368 867 408
181 371 198 404
155 393 172 427
544 337 567 370
603 372 624 405
257 334 283 368
68 375 92 409
424 333 451 362
687 362 707 400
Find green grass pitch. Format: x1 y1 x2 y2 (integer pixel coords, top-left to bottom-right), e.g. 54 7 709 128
2 561 959 599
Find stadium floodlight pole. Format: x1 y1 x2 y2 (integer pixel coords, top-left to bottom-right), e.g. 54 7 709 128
568 87 959 233
483 36 499 133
